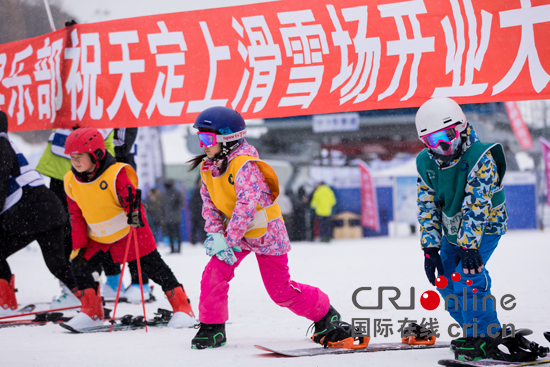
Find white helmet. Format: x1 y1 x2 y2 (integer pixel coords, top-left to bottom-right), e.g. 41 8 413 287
415 97 467 156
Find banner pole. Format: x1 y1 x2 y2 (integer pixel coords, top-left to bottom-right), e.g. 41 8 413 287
43 0 56 32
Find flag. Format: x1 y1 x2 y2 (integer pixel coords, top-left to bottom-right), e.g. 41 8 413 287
504 101 533 150
358 160 380 232
540 137 550 206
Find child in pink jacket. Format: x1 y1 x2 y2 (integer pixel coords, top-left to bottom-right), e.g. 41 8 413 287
188 107 341 349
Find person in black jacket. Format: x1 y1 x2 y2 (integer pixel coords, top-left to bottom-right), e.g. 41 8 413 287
113 128 138 170
0 111 76 315
161 180 183 253
188 178 206 245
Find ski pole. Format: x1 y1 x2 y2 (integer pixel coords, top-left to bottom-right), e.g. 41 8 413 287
110 186 135 333
132 227 147 332
132 189 147 332
0 305 81 320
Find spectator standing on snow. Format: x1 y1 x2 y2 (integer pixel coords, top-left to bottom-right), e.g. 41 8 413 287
189 179 206 245
310 182 337 242
161 179 183 253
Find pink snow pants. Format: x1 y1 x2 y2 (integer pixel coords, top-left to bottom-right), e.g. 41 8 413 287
198 250 330 324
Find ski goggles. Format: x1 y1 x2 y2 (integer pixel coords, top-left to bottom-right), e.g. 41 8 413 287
421 125 459 148
197 129 247 148
197 132 221 148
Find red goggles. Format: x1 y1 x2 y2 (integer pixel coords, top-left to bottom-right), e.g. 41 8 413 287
422 125 459 148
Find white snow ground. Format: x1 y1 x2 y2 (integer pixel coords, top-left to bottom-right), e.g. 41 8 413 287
1 230 548 367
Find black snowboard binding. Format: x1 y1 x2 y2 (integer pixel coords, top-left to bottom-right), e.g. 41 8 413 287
488 328 549 363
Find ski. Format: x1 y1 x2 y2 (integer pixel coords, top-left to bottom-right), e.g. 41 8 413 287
0 312 71 329
0 304 81 321
59 308 184 333
0 308 112 329
255 340 451 357
438 358 550 367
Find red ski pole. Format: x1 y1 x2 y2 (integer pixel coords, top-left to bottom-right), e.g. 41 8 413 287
109 228 132 333
132 188 147 332
110 186 135 333
132 227 148 332
0 305 81 320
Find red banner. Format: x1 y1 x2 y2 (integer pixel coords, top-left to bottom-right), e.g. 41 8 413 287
540 138 550 206
504 101 533 150
1 0 550 131
358 161 380 232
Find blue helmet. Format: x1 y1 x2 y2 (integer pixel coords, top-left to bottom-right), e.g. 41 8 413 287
193 107 247 160
193 106 246 138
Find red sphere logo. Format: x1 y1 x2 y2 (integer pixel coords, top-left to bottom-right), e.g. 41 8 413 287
420 290 440 310
435 276 448 289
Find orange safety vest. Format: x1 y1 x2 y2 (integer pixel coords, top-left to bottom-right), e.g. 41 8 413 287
64 163 138 244
200 155 282 239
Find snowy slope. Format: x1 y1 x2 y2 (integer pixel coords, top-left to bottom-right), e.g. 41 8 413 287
1 230 549 367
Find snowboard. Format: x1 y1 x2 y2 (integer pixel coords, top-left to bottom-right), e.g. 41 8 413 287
438 358 550 367
255 340 450 357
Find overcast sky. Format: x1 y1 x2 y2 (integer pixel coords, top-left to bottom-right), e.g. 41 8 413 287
49 0 277 24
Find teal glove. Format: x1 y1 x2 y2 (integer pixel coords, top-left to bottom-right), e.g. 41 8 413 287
203 233 241 265
215 248 238 266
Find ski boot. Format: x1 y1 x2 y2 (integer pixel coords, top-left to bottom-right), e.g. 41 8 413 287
102 274 123 301
191 323 226 349
50 282 81 309
450 337 468 352
454 337 490 361
123 283 151 303
62 285 104 330
165 286 196 328
0 275 17 316
310 305 341 344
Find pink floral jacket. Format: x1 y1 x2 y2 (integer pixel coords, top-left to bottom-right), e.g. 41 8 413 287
200 140 291 256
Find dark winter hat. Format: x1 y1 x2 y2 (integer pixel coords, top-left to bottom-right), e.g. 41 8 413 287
0 110 8 133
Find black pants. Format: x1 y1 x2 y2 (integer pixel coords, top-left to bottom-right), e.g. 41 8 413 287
164 222 181 252
71 249 179 293
0 226 76 289
50 179 149 285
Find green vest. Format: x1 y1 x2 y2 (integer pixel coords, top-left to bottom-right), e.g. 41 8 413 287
36 129 116 181
416 142 506 244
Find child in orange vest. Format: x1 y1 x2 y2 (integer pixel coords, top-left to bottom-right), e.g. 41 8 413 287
61 127 195 330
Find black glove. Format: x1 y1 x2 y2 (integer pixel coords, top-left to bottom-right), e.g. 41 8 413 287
69 248 85 266
423 247 444 286
454 247 484 274
128 211 144 228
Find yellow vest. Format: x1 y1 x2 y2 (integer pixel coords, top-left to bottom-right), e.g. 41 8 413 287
64 163 138 244
200 155 282 239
